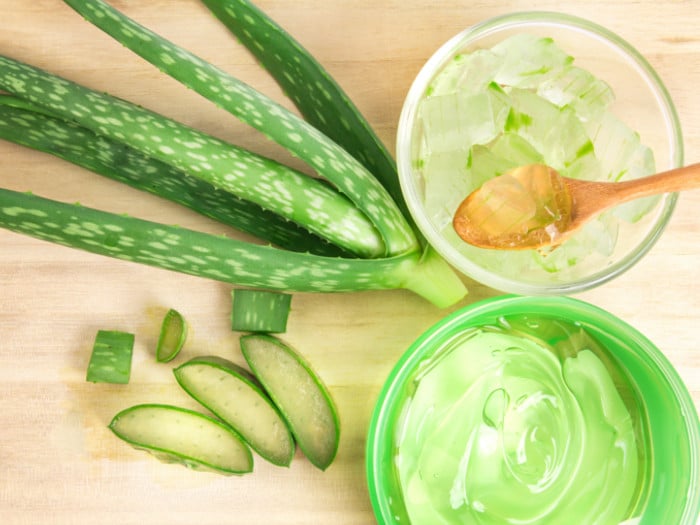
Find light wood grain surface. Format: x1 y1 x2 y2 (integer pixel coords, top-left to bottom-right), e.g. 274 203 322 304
1 1 698 524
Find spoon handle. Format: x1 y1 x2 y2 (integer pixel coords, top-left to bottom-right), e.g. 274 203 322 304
566 162 700 228
611 162 700 201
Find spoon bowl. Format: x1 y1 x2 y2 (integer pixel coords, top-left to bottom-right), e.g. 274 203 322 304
453 163 700 250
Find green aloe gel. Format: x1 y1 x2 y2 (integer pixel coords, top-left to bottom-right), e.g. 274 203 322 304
395 314 648 525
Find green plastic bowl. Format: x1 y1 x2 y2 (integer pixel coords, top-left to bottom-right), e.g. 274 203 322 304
366 296 699 524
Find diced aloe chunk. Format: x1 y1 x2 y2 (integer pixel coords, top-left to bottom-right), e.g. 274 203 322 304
492 34 573 88
240 335 340 471
174 356 295 467
109 404 253 475
560 147 602 181
86 330 134 384
587 113 660 221
468 144 519 187
489 132 544 167
506 88 591 170
538 65 615 120
428 49 501 96
586 112 656 183
531 213 619 272
421 82 510 154
422 150 471 229
613 195 660 224
155 309 187 363
580 213 620 256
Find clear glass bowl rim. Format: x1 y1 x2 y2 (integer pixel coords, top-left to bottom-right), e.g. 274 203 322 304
395 11 684 295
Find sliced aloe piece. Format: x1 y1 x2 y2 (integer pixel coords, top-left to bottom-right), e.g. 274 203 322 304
86 329 134 384
174 356 295 467
231 289 292 334
240 334 340 471
109 403 253 475
156 309 188 363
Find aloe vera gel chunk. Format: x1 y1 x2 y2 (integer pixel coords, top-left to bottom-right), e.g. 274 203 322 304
418 33 657 273
395 315 646 525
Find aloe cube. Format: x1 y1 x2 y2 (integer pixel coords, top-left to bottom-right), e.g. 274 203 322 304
538 65 615 121
506 88 591 170
422 150 471 229
492 34 573 88
428 49 501 97
468 145 519 188
587 112 656 186
488 132 544 167
421 83 510 154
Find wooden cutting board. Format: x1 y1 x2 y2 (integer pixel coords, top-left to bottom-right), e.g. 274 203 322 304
1 1 698 524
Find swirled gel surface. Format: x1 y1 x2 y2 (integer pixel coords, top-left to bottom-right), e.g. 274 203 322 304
395 317 644 524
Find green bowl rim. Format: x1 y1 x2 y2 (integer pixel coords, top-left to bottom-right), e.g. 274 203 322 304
365 294 700 524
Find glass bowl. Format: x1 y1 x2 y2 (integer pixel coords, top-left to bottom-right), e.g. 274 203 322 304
396 12 683 295
366 295 699 524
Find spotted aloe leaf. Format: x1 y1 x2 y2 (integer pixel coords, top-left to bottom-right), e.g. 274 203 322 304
62 0 418 257
199 0 408 219
0 96 349 257
0 54 384 259
0 188 466 307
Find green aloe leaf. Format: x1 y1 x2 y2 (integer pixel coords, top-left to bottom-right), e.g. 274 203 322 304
0 96 349 257
199 0 407 218
0 54 384 258
62 0 418 257
0 187 467 307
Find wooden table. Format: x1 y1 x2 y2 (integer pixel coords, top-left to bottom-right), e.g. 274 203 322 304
1 1 698 524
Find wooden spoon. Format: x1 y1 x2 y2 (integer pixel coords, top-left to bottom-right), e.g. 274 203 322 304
453 162 700 250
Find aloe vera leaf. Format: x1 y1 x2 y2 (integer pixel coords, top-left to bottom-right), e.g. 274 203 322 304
231 289 292 334
0 54 384 259
156 309 188 363
240 334 339 470
0 97 349 257
62 0 418 257
109 403 253 475
0 188 467 307
85 329 134 384
173 356 295 467
199 0 407 218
